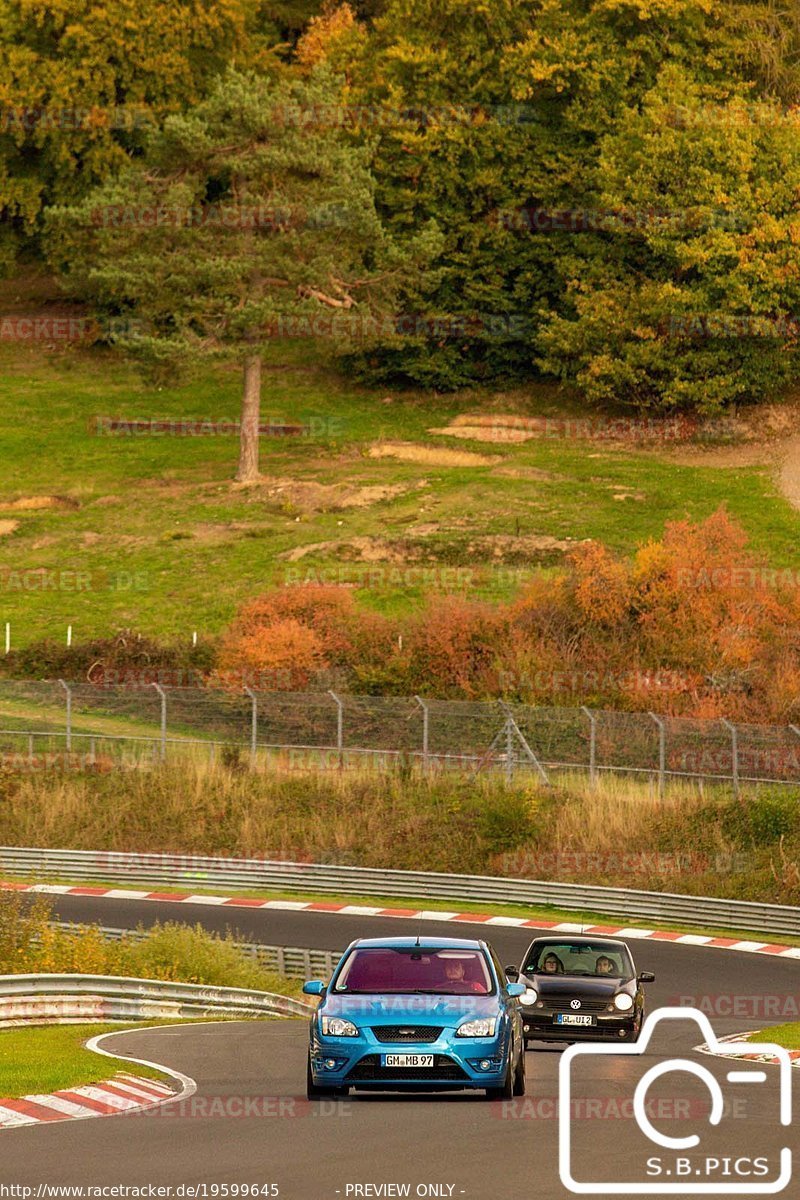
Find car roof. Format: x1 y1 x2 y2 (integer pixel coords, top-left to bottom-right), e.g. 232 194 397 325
346 936 487 951
526 935 630 949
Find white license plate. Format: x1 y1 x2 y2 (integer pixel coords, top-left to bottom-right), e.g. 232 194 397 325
555 1014 595 1026
382 1054 435 1067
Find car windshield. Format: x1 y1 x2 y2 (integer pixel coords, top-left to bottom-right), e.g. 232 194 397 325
522 942 634 979
333 947 495 994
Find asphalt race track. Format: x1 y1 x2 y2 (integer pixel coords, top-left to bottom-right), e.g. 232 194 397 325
1 893 797 1199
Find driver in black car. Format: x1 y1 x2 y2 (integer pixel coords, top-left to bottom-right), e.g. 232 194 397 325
595 955 615 975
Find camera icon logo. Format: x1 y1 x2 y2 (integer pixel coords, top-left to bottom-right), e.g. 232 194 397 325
558 1007 793 1194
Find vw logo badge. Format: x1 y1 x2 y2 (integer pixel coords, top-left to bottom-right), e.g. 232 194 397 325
570 999 582 1010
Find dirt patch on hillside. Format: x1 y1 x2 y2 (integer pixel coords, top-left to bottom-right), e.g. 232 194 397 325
256 478 420 512
0 495 79 511
429 423 536 444
282 537 418 564
0 520 19 536
369 442 500 467
282 529 580 566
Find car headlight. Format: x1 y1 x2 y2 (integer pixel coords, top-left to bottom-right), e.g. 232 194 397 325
521 988 538 1006
613 993 634 1012
456 1017 497 1038
320 1015 359 1036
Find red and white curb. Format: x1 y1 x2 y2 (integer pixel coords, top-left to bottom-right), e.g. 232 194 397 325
0 1025 197 1132
0 1072 177 1129
696 1030 800 1068
3 879 800 962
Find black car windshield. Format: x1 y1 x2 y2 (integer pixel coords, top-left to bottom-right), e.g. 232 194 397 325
522 942 634 979
332 947 495 994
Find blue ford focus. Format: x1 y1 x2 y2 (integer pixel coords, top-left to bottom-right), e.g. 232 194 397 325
303 936 527 1100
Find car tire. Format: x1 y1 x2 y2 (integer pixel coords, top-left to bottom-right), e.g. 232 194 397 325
306 1055 338 1100
512 1049 526 1096
485 1058 515 1101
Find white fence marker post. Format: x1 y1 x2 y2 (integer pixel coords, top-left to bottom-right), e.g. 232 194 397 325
4 622 9 655
66 625 72 648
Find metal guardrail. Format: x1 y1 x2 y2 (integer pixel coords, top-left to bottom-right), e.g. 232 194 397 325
52 922 339 980
3 846 798 938
0 973 313 1027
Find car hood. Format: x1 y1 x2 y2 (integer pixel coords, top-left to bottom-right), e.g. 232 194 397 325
320 992 501 1025
523 975 629 999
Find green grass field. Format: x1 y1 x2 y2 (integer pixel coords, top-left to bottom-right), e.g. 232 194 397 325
0 1023 170 1098
748 1024 800 1050
0 331 798 645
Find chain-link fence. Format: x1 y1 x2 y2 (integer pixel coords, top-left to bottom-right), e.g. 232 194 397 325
0 678 799 793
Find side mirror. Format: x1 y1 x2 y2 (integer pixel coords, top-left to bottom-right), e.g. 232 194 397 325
638 972 655 984
507 982 526 998
505 964 520 981
302 980 326 996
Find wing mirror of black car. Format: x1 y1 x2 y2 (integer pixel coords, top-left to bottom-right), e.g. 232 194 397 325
638 971 655 984
505 964 520 981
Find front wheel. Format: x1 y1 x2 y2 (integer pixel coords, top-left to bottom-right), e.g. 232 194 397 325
485 1057 514 1101
306 1055 339 1100
512 1048 526 1096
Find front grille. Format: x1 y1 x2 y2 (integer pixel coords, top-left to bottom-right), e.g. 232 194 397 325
371 1025 443 1043
540 998 610 1014
346 1054 469 1082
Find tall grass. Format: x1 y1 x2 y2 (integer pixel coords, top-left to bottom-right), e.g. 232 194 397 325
0 760 797 903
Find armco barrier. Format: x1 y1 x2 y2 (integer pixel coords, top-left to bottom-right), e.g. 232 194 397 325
2 846 798 937
0 973 313 1027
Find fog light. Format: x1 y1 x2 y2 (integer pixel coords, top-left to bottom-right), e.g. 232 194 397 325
480 1059 491 1070
618 1029 627 1038
325 1058 337 1069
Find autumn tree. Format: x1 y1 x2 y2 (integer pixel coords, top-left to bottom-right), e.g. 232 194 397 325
0 0 279 268
47 67 438 481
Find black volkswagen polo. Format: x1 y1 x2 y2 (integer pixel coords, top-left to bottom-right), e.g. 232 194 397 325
506 935 655 1047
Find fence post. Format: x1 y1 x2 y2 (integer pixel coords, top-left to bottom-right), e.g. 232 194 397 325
152 683 167 762
581 706 596 788
721 718 740 799
649 712 666 800
415 695 429 771
329 690 344 770
503 706 514 783
58 679 72 752
244 686 258 767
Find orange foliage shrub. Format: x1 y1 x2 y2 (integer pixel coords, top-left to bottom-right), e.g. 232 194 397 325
400 595 508 698
214 513 800 720
216 584 392 690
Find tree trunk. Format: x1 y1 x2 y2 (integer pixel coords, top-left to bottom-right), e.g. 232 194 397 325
236 353 262 483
